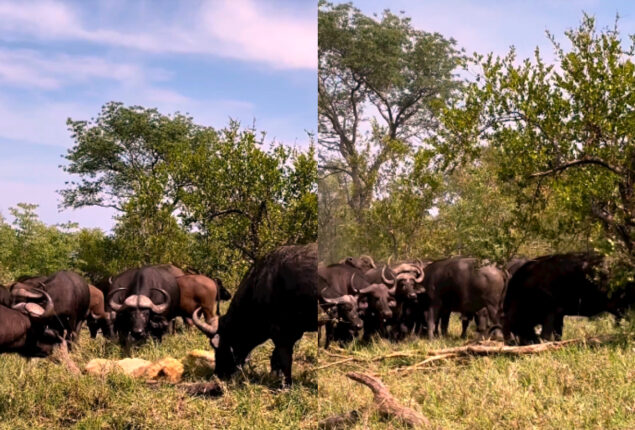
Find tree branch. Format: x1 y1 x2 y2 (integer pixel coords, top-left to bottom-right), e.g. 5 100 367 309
530 156 623 178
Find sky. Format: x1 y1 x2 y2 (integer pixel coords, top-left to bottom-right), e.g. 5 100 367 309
0 0 316 231
1 1 632 232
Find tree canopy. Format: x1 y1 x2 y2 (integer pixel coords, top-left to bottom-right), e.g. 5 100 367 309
319 9 634 287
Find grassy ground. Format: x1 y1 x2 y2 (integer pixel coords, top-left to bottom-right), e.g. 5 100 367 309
0 321 317 430
318 315 635 429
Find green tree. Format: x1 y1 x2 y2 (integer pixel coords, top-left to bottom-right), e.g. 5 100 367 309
62 102 317 275
318 1 463 218
436 16 633 274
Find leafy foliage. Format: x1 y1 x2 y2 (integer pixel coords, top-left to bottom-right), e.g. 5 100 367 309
59 102 316 285
318 1 464 217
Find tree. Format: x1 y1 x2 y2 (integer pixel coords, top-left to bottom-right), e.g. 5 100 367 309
62 102 317 270
318 1 463 218
437 15 634 274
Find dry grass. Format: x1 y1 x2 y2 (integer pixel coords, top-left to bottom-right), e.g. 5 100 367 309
0 320 317 430
318 314 635 429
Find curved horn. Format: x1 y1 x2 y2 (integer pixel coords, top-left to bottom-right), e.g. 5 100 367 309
357 285 375 295
381 265 395 285
387 255 393 266
388 285 396 295
11 287 45 299
391 263 419 275
192 307 219 336
360 255 376 268
108 276 113 286
321 296 341 305
414 265 425 283
107 287 128 312
350 273 359 292
12 288 55 318
149 288 171 314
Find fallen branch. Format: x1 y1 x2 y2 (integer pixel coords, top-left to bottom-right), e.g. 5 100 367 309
179 381 224 398
390 352 458 374
49 339 80 375
426 336 613 358
316 350 422 371
318 410 360 430
346 372 430 428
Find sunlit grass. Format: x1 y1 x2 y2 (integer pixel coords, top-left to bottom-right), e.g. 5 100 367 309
318 314 635 429
0 321 317 430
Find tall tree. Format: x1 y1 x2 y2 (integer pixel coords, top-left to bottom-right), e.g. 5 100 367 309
62 102 317 265
318 1 463 218
438 15 634 272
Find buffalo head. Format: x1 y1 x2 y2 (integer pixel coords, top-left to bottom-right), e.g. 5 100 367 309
321 294 364 332
381 264 424 300
191 308 237 378
108 288 171 341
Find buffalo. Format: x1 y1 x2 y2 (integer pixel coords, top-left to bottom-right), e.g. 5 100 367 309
420 257 506 340
108 265 181 345
319 291 364 348
193 243 317 386
177 274 229 327
10 271 90 346
0 288 61 357
86 285 114 338
502 253 633 344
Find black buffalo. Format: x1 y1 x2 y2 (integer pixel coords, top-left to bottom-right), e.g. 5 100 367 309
0 288 62 357
193 243 317 386
503 253 633 344
420 257 506 340
319 294 364 348
10 271 90 345
108 265 181 345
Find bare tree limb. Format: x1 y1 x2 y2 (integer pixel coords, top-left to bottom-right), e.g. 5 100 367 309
529 156 623 178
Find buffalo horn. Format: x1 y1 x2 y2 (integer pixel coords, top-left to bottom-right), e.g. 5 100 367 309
149 288 171 314
11 287 44 299
381 265 395 285
192 307 219 336
107 287 128 311
391 263 418 275
414 266 425 283
12 288 55 318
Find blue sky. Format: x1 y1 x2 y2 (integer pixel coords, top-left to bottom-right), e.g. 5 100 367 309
0 0 316 231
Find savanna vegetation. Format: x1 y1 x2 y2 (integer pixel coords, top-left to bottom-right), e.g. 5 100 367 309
0 104 318 429
318 2 634 428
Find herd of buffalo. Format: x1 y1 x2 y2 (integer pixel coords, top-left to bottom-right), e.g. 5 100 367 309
318 253 634 347
0 243 317 386
1 244 633 385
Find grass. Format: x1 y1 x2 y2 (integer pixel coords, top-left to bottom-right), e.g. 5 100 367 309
317 315 635 429
0 319 317 430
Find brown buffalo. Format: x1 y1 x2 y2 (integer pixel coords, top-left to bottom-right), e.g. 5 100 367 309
86 285 113 338
177 275 228 326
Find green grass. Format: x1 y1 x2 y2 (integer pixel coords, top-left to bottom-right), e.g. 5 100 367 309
0 320 317 430
318 315 635 429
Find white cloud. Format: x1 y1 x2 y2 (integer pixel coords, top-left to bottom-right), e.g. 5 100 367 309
201 0 317 69
0 48 165 89
0 0 316 70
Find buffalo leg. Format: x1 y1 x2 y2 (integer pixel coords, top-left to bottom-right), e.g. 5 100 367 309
554 314 564 340
460 314 471 338
271 338 297 386
87 319 98 338
439 310 450 337
426 308 436 340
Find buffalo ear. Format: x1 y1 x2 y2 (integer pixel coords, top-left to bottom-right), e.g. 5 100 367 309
211 334 220 349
